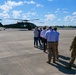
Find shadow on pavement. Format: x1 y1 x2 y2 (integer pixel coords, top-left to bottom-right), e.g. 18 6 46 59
58 54 70 60
49 55 76 74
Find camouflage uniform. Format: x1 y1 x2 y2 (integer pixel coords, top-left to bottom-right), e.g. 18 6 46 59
69 49 76 67
66 36 76 69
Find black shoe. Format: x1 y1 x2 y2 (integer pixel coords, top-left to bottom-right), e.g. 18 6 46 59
47 61 51 64
53 60 56 63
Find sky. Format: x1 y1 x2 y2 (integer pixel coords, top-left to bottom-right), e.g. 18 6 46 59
0 0 76 26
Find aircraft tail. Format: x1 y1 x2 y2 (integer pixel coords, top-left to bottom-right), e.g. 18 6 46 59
0 23 3 27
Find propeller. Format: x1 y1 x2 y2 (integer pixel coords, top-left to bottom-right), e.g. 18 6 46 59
7 18 39 22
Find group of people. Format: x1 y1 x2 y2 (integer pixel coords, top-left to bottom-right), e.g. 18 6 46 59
33 26 76 69
33 26 60 63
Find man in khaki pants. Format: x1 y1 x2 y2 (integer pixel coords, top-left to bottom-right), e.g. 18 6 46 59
45 27 56 63
47 42 56 63
53 27 60 60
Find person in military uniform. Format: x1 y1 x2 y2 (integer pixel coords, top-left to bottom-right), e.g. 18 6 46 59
66 36 76 69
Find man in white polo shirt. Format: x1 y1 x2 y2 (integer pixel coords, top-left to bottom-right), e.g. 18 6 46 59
40 26 47 52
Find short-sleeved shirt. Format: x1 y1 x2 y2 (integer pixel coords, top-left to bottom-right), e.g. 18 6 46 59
40 30 46 38
34 29 39 37
45 29 56 42
55 31 60 42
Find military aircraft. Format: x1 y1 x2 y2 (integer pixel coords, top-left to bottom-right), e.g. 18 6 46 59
0 18 39 30
0 19 4 28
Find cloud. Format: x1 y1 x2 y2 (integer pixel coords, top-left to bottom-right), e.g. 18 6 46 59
64 11 76 22
62 8 67 11
12 10 22 18
22 11 37 19
0 0 23 19
24 1 35 4
58 19 61 21
55 8 60 13
0 12 10 18
55 8 69 14
64 15 72 21
0 4 12 12
30 12 37 16
0 0 23 12
36 4 43 7
63 11 69 14
22 14 29 19
72 12 76 15
26 11 37 17
71 15 76 22
48 0 53 1
45 14 56 21
64 14 76 23
57 8 60 11
5 0 23 7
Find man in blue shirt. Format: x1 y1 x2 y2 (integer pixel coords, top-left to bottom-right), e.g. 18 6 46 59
45 26 56 63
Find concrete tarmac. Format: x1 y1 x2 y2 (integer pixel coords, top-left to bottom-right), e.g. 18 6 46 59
0 29 76 75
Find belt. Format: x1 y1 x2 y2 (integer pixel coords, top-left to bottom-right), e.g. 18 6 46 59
55 41 58 42
47 41 55 43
